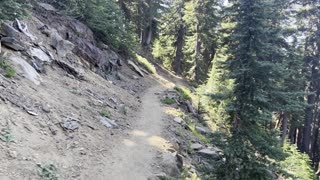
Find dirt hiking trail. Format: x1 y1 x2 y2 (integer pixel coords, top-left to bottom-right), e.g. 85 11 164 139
105 84 172 180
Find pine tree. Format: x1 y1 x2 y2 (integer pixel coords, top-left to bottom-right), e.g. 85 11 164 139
118 0 165 47
153 0 185 72
215 0 300 178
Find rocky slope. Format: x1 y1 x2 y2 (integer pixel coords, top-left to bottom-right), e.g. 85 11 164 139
0 3 155 179
0 3 221 180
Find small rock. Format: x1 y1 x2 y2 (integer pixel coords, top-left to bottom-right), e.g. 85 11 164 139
79 148 86 155
132 75 139 80
1 37 25 51
8 150 18 159
160 152 181 177
42 104 51 113
26 110 38 116
173 117 183 124
195 126 208 135
190 143 203 150
61 118 80 131
197 148 220 158
118 104 127 115
115 72 126 81
100 117 118 129
148 173 167 180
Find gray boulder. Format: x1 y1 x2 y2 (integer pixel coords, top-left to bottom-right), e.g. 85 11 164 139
29 47 52 63
10 56 41 85
51 31 74 57
1 37 25 51
0 23 20 37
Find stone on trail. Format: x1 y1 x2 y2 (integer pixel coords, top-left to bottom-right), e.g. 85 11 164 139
160 152 181 177
173 117 184 124
61 118 80 131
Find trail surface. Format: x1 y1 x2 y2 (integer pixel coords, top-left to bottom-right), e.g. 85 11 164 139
106 84 171 180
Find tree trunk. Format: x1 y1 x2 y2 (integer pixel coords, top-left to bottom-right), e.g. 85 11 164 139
194 24 201 83
302 93 315 154
297 126 304 151
289 125 297 144
172 23 185 75
281 112 288 146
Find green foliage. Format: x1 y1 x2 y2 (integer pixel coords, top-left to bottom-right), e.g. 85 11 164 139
0 0 30 21
153 0 220 82
161 98 175 105
210 0 303 179
174 86 192 101
0 58 15 78
279 144 316 180
100 110 111 118
186 121 209 144
54 0 136 50
38 163 58 180
0 128 13 143
134 53 156 74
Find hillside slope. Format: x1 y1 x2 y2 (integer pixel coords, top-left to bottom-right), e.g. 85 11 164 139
0 3 218 180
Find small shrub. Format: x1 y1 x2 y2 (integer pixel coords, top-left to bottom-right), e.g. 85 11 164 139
38 163 58 180
4 66 16 78
161 98 175 105
135 53 156 74
174 86 192 101
0 128 13 142
100 110 111 118
0 58 15 78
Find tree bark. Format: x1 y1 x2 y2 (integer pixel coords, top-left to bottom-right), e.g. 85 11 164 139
289 125 297 144
302 92 315 154
172 23 185 75
194 24 201 83
281 112 288 146
297 126 304 151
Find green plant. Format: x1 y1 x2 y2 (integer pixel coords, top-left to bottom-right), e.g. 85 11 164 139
100 110 111 118
161 98 175 105
38 163 58 180
186 122 209 144
279 143 316 180
0 128 13 142
174 86 192 101
0 60 15 78
134 53 156 74
0 0 30 21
